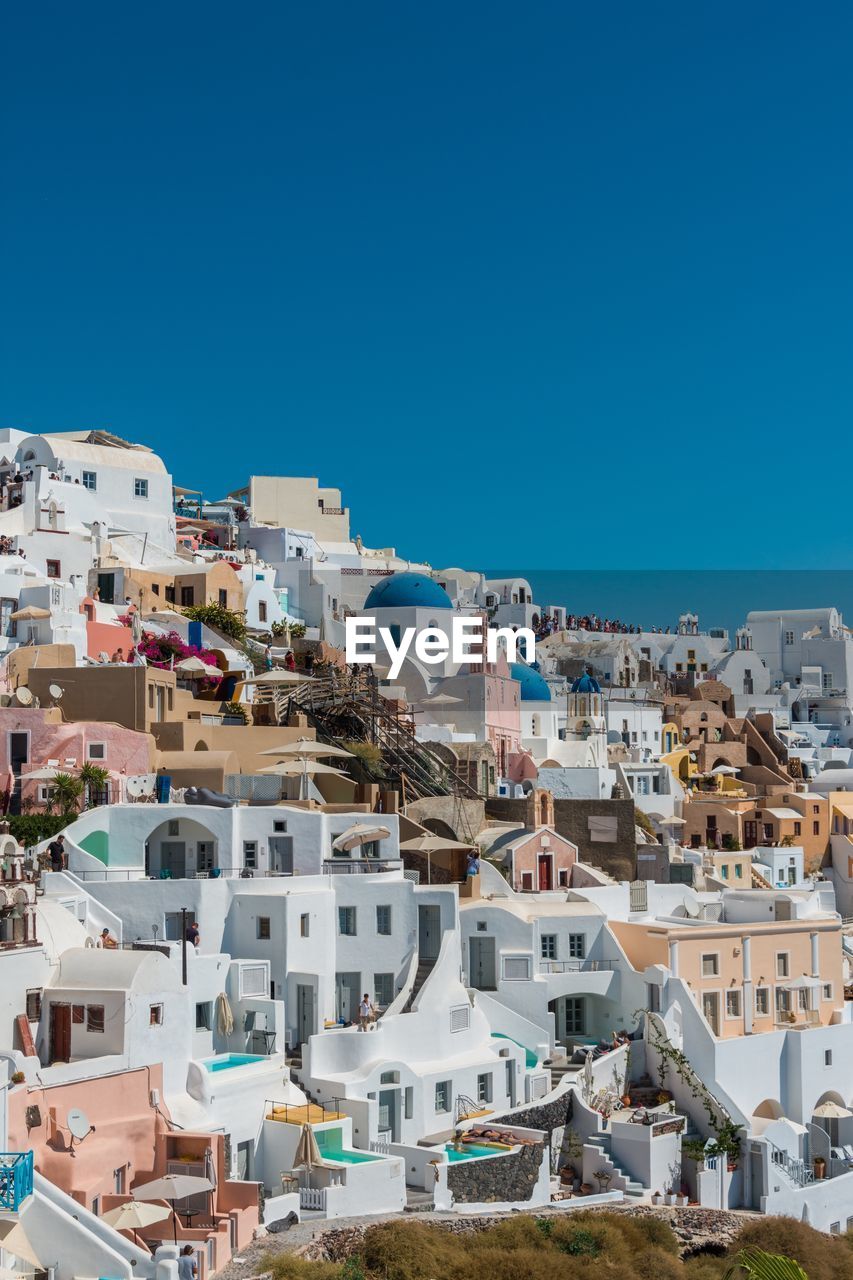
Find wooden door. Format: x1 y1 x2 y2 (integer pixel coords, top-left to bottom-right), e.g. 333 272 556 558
49 1002 71 1063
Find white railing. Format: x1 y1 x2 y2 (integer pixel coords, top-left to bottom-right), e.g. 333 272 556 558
299 1186 327 1210
371 1136 392 1154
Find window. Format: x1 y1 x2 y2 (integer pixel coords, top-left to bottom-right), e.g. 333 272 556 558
374 973 394 1005
300 913 310 937
721 865 729 879
258 601 267 623
477 1073 493 1104
541 934 557 960
476 921 488 932
180 586 194 606
168 820 180 836
502 956 532 981
218 589 227 607
568 933 586 959
273 820 287 833
823 983 833 1001
87 742 106 760
243 841 257 869
814 821 820 836
165 585 175 604
794 822 802 837
701 953 719 977
734 863 743 879
86 1005 105 1033
776 953 790 978
72 1004 85 1024
25 989 42 1021
134 478 149 499
755 987 770 1016
435 1081 451 1113
376 904 392 935
46 559 61 579
825 1049 833 1066
338 906 356 936
380 1069 399 1084
82 471 97 491
784 630 795 646
775 987 791 1015
725 990 742 1018
257 916 271 940
149 1004 163 1026
195 1001 212 1030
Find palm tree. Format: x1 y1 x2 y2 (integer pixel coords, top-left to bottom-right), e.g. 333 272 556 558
79 763 110 809
48 772 84 818
724 1247 809 1280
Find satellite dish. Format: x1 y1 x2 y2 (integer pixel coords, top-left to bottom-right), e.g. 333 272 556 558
67 1107 92 1141
683 892 702 919
15 687 32 706
49 684 64 701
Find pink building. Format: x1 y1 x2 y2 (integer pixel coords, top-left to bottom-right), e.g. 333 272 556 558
429 651 522 774
0 707 154 812
7 1064 259 1276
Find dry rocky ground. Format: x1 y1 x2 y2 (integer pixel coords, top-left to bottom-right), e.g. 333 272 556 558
214 1202 758 1278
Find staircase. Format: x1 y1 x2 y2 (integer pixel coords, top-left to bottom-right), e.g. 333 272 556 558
547 1055 580 1092
584 1131 645 1198
289 674 482 801
403 959 436 1013
751 866 772 889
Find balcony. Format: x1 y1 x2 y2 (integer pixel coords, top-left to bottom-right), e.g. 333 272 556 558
0 1151 34 1211
539 959 616 975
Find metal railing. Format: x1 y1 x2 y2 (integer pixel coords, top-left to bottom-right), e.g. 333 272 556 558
322 858 401 875
539 959 616 974
265 1098 345 1124
0 1151 33 1211
768 1139 814 1188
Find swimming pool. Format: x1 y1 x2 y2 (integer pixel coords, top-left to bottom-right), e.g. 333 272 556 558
204 1053 266 1072
444 1143 509 1162
323 1149 384 1165
490 1032 538 1070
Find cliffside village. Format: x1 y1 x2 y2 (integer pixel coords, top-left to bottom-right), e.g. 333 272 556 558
3 426 853 1277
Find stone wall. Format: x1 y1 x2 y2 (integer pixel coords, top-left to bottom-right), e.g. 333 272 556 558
484 796 637 880
494 1088 573 1136
446 1141 544 1204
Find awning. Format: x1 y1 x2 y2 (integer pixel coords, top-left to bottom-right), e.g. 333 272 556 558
765 807 801 820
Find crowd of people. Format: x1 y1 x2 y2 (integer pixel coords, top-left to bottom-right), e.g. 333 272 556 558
564 614 643 634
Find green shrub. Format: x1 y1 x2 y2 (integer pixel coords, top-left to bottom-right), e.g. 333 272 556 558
182 602 247 641
8 813 70 848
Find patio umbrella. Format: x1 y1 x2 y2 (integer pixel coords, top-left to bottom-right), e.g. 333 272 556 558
101 1200 171 1243
132 1172 215 1243
292 1123 325 1170
711 765 740 776
419 693 463 706
400 833 476 885
332 823 391 852
656 816 686 826
174 656 220 678
215 991 234 1036
21 766 70 782
0 1219 41 1267
813 1101 852 1118
259 739 353 759
259 760 348 777
9 605 51 622
245 671 314 686
582 1049 595 1103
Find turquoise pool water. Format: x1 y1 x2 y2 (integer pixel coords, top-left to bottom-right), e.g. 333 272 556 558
324 1149 383 1165
490 1032 538 1069
204 1053 266 1072
444 1143 508 1162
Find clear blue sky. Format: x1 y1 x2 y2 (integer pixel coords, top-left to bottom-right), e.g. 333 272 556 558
2 2 852 569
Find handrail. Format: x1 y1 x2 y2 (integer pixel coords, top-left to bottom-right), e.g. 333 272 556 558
767 1137 814 1188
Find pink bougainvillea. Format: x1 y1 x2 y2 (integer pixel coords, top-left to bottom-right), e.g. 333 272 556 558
134 630 220 688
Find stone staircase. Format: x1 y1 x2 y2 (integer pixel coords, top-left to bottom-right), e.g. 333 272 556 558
547 1054 580 1092
403 959 436 1013
584 1131 645 1198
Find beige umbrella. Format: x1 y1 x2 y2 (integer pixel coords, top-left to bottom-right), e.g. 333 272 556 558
259 738 353 759
656 816 686 826
22 765 73 782
400 832 476 885
259 760 349 777
102 1200 172 1243
332 823 391 852
813 1101 852 1118
419 693 463 706
133 1171 215 1242
9 605 51 622
0 1219 41 1267
175 656 220 678
292 1122 325 1169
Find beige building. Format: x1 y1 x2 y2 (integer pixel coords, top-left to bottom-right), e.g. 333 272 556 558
93 559 244 613
229 475 350 541
27 665 192 734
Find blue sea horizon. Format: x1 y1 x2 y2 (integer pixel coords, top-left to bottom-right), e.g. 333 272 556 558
484 570 853 641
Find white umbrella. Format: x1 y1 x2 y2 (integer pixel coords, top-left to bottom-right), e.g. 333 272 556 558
582 1049 595 1103
332 823 391 852
22 766 72 782
419 693 463 706
400 833 476 885
101 1200 172 1242
259 738 353 759
656 815 686 827
215 991 234 1036
813 1101 853 1118
710 765 740 776
0 1219 41 1267
244 671 314 686
175 656 220 678
133 1172 215 1242
259 760 348 777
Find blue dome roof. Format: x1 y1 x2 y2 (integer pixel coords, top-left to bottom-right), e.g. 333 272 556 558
363 572 453 611
571 672 601 693
510 662 552 701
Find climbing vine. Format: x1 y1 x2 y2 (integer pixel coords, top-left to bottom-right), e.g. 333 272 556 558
635 1010 743 1165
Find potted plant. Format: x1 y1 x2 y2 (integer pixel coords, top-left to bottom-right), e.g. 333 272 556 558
676 1189 688 1207
10 1071 24 1085
651 1190 663 1205
665 1188 677 1205
594 1168 612 1193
